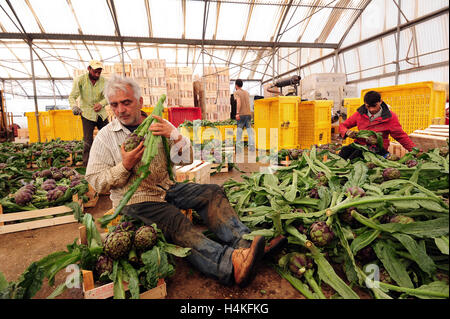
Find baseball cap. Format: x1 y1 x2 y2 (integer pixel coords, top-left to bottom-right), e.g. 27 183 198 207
89 60 103 70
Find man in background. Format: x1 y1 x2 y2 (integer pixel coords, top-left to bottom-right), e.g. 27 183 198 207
69 60 109 166
234 79 255 152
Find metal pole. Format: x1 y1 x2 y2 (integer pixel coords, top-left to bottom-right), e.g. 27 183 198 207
29 41 41 142
394 0 402 85
121 42 126 76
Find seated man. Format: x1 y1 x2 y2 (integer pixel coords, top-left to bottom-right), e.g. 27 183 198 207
339 90 416 160
85 75 285 287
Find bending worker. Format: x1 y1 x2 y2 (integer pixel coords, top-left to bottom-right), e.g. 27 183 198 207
85 75 286 287
339 90 416 160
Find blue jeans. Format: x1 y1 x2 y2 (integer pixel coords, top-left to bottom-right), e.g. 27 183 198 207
236 115 255 148
121 183 251 285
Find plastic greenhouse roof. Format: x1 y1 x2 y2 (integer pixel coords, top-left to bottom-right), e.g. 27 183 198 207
0 0 448 99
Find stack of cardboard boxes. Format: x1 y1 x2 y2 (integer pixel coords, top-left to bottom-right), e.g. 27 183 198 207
300 73 358 114
195 66 231 121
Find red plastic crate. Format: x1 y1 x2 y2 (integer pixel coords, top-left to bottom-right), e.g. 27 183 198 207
168 107 202 128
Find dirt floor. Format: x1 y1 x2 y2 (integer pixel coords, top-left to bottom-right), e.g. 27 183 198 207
0 155 369 300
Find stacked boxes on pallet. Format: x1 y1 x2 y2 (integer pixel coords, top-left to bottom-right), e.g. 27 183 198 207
201 66 231 121
165 67 179 106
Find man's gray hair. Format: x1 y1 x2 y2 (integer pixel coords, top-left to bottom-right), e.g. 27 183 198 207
103 74 141 103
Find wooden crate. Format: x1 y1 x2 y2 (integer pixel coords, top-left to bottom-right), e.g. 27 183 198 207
0 195 82 234
83 184 99 208
210 162 229 173
78 226 167 299
175 160 212 184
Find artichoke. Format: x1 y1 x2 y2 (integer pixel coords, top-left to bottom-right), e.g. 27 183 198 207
123 133 145 152
42 179 57 191
439 146 449 157
309 188 320 199
0 163 6 170
14 188 33 205
309 221 334 247
52 171 64 181
355 246 377 264
47 188 65 201
288 253 314 278
405 159 418 168
390 215 415 224
134 225 158 251
289 149 300 160
95 254 113 277
341 207 358 227
382 167 401 181
115 221 137 234
40 169 52 178
366 162 377 169
316 172 328 186
386 153 400 161
55 185 68 193
70 178 81 187
104 231 133 260
366 134 378 146
346 186 365 198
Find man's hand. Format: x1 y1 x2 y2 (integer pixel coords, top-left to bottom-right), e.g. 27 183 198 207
346 130 357 139
93 103 103 112
149 115 178 139
236 114 240 121
72 106 82 116
121 141 144 171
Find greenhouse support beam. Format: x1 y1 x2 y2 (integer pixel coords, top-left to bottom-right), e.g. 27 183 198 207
0 32 338 49
261 5 449 84
29 42 41 143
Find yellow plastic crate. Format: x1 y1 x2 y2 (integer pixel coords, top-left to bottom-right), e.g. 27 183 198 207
142 106 169 120
361 82 447 140
298 100 332 149
254 96 299 150
48 110 84 141
25 112 54 143
343 98 363 145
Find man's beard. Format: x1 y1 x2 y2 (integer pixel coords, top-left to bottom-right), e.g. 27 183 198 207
89 73 99 81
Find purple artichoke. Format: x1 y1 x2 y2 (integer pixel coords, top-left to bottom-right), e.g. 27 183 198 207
55 185 68 193
51 171 64 181
405 159 418 168
14 188 33 205
42 179 57 191
70 178 81 187
390 215 415 224
366 162 377 169
340 207 358 226
382 168 401 181
346 186 366 198
288 253 314 278
316 172 328 185
309 188 320 199
355 246 377 264
366 134 378 146
47 188 64 201
0 163 7 170
115 221 137 233
40 169 52 178
123 133 145 152
134 225 158 252
309 221 334 247
95 254 113 277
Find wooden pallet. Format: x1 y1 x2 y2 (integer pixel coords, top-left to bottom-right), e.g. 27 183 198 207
0 195 82 234
175 160 212 184
78 226 167 299
409 125 449 152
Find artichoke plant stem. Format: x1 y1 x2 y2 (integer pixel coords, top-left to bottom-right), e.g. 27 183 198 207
304 269 327 299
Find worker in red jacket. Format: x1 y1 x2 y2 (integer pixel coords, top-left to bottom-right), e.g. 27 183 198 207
339 90 416 160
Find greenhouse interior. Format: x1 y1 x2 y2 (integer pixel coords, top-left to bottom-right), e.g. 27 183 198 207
0 0 449 305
